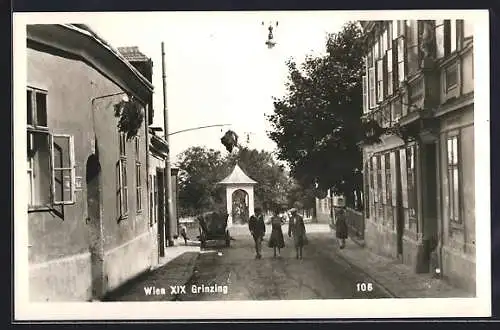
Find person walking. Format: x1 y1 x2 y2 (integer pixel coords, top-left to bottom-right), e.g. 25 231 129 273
268 207 285 258
288 208 307 259
248 207 266 259
335 206 348 249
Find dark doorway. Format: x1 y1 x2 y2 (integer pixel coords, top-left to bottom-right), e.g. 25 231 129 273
395 150 404 258
419 142 439 273
157 169 165 257
86 153 104 300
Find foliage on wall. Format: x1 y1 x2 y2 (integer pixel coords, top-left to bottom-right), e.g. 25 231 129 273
114 96 144 140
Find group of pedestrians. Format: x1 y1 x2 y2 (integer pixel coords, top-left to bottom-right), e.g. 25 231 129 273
248 207 307 260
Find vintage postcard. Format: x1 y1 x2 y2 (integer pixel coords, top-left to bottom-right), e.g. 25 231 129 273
13 9 491 320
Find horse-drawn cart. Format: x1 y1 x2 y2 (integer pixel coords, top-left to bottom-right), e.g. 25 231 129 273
197 211 231 249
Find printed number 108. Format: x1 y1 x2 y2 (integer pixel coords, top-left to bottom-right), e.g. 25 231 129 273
356 282 373 292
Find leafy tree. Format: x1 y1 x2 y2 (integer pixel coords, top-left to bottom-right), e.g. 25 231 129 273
176 146 228 216
267 21 366 206
286 179 316 211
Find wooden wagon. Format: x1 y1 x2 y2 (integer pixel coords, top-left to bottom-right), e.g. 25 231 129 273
197 211 231 248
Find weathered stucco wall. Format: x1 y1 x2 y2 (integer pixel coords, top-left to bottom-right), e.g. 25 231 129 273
27 43 153 301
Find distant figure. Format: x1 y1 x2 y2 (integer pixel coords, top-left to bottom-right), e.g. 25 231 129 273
180 223 189 245
335 206 348 249
268 207 285 257
288 208 307 259
248 207 266 259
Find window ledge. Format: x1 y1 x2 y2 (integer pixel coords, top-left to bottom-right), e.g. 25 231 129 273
449 221 464 232
117 214 129 223
28 205 52 212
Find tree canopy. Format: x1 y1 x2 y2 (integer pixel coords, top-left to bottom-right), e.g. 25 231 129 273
176 146 292 216
266 21 366 198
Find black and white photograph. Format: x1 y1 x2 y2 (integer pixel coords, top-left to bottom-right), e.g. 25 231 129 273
13 10 491 320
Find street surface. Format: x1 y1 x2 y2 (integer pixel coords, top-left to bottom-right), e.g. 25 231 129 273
176 224 392 300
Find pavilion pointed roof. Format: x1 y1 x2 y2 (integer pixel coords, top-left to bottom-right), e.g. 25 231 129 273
219 164 257 185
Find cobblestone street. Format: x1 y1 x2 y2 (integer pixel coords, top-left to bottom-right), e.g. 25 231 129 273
105 223 473 302
178 225 392 301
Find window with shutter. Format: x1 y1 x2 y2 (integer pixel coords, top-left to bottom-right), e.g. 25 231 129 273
407 20 420 75
382 29 388 55
392 20 399 40
450 20 457 53
368 67 376 109
362 75 368 113
435 20 445 59
397 37 406 83
376 59 384 103
386 49 393 96
463 19 473 41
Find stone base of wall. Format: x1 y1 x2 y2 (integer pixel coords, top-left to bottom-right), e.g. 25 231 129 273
442 246 476 295
364 219 398 259
104 231 154 293
365 219 426 272
29 252 92 301
401 236 420 272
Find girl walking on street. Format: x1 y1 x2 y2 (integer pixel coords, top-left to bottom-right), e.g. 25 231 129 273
268 207 285 258
288 208 307 259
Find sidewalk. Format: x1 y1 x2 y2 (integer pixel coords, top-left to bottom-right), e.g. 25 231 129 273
330 229 474 298
103 244 200 301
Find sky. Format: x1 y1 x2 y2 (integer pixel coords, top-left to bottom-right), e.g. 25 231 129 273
82 12 347 166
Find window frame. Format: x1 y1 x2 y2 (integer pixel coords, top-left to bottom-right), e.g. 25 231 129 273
446 134 461 225
376 58 384 103
134 136 142 213
368 67 376 109
406 144 418 230
117 132 128 219
385 153 392 205
51 133 76 205
362 75 368 113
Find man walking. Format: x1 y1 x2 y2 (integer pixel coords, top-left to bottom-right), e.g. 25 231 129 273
249 207 266 259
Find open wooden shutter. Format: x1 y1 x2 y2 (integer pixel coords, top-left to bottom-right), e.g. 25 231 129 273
380 154 386 205
390 151 397 207
362 75 368 113
400 149 408 208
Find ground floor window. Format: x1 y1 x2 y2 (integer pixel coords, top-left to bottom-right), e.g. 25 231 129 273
27 129 76 208
116 158 128 219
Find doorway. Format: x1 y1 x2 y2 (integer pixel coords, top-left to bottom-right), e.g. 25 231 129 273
420 142 439 273
86 153 104 300
395 150 404 258
156 168 165 257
